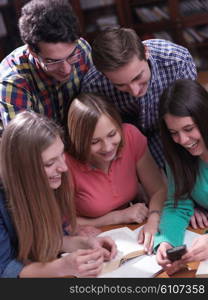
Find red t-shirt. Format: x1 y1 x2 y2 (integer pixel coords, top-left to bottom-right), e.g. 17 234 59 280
65 124 147 217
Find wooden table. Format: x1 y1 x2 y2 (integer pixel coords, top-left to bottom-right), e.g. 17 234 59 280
100 223 206 278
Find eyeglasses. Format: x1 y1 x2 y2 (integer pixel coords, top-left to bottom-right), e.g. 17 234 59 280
38 47 81 71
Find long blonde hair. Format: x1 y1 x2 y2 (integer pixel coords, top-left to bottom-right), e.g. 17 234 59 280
0 111 76 262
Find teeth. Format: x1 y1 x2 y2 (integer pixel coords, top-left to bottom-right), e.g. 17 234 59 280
50 176 61 179
186 142 197 149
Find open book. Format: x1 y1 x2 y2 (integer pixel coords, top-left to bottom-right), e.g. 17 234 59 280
98 226 201 278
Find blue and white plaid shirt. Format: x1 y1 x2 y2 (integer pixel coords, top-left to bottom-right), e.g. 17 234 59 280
81 39 197 169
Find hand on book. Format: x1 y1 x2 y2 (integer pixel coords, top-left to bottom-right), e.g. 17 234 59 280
61 248 104 277
88 236 117 261
138 213 160 254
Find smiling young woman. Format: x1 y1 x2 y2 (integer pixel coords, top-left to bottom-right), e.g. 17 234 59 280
154 79 208 275
66 92 167 254
0 111 116 278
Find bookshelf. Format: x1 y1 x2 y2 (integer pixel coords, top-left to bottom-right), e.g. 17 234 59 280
69 0 125 41
120 0 208 70
1 0 208 70
0 0 125 61
0 0 28 61
70 0 208 70
0 0 19 61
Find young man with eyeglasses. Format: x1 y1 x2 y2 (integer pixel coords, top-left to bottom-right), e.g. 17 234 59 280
0 0 92 127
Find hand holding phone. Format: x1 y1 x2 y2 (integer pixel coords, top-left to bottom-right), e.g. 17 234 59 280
166 245 187 262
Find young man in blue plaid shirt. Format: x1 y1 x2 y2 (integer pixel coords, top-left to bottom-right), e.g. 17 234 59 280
81 27 197 169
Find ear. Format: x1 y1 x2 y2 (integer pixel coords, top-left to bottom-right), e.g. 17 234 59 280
144 45 150 60
28 46 39 58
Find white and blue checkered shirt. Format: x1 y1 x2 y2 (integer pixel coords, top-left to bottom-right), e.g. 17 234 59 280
81 39 197 168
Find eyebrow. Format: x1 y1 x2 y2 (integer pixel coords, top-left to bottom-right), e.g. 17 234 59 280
169 124 195 131
114 71 144 86
43 148 64 164
92 129 116 141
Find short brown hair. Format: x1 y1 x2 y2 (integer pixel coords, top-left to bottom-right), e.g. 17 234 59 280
92 27 146 72
67 93 124 162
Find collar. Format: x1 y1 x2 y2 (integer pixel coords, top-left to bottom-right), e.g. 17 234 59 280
82 150 123 173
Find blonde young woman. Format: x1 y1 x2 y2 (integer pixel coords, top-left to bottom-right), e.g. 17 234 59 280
66 93 167 253
0 111 116 278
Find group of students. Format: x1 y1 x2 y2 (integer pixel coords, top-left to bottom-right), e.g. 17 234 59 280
0 0 208 278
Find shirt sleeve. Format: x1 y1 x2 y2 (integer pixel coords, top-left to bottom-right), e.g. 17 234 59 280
153 164 194 251
177 48 197 81
0 78 34 126
0 198 24 278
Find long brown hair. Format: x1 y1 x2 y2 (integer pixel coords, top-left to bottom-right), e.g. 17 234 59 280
159 79 208 204
0 111 76 262
67 93 124 163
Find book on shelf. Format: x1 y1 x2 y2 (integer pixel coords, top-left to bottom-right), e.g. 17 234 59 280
180 0 208 16
80 0 114 10
184 27 204 43
153 31 173 41
96 15 118 30
97 226 201 278
183 30 196 44
0 0 8 6
134 6 169 23
152 6 169 20
135 7 160 23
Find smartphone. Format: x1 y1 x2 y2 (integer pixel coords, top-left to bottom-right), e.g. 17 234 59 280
166 245 187 262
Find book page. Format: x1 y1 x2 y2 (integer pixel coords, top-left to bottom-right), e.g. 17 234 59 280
99 227 144 259
133 226 201 249
196 259 208 278
98 226 202 278
98 227 161 277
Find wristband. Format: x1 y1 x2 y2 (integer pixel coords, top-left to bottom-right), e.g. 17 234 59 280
148 210 161 217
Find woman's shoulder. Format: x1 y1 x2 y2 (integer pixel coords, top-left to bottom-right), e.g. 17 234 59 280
122 123 146 141
65 152 77 166
64 152 86 172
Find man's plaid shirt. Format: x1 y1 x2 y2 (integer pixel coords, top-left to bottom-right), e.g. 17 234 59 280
0 38 92 126
81 39 197 169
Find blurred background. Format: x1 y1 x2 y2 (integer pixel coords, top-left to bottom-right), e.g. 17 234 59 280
0 0 208 87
